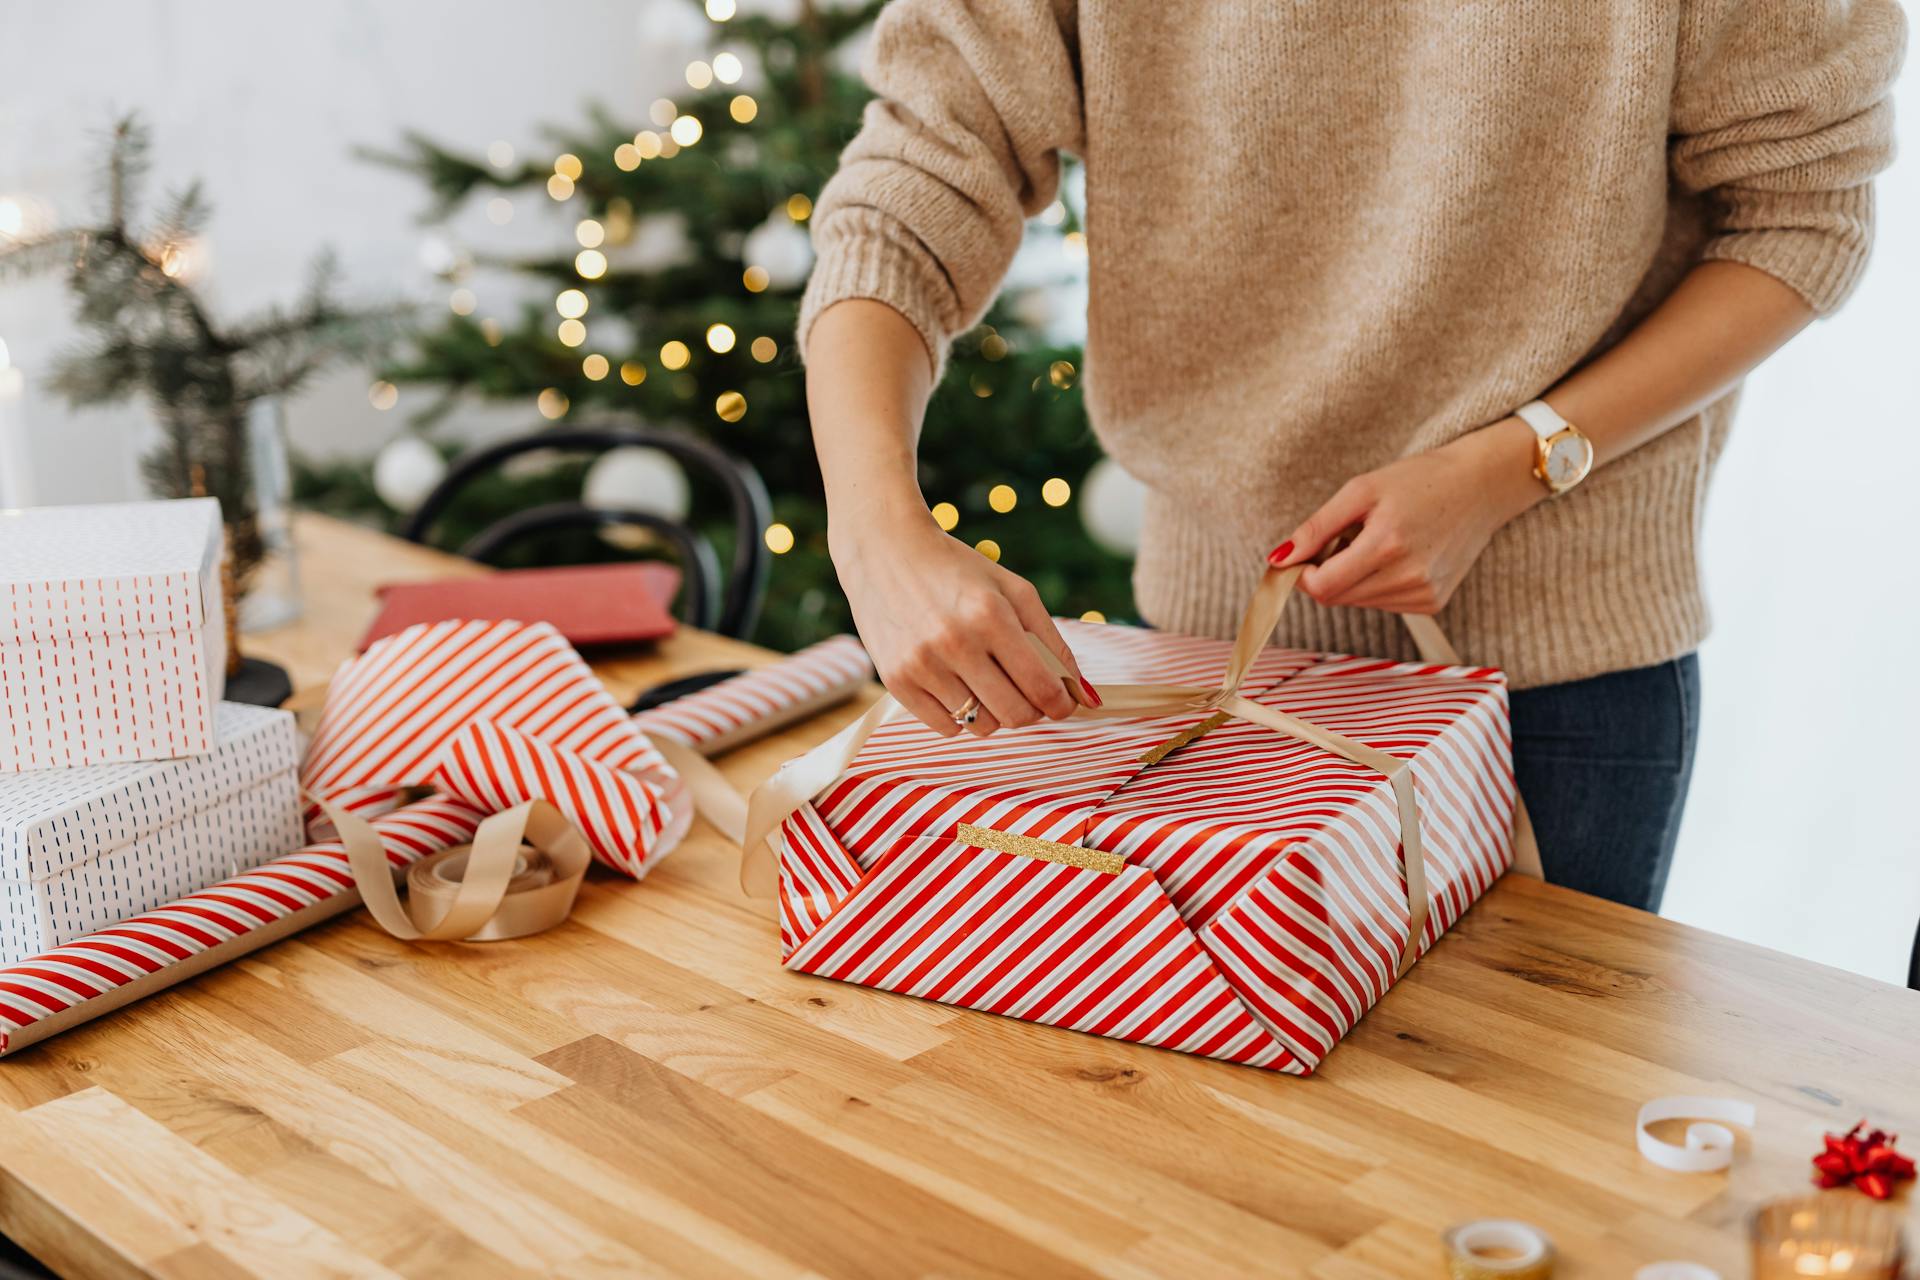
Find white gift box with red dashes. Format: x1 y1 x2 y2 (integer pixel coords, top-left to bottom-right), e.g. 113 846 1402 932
0 497 227 771
776 621 1517 1075
0 701 302 964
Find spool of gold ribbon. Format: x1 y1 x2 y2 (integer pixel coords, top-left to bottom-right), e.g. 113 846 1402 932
320 796 592 942
1441 1220 1556 1279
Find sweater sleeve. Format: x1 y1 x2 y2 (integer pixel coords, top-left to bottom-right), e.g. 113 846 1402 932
797 0 1083 375
1668 0 1906 315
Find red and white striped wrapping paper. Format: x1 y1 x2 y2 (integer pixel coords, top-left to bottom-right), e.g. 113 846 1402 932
302 618 691 875
0 627 868 1054
0 795 484 1055
632 635 872 754
776 620 1516 1075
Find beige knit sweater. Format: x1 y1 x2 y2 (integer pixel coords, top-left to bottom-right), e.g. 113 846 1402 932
799 0 1906 688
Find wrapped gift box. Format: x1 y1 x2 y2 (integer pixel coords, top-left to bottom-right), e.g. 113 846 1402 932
0 497 227 770
0 701 301 963
772 618 1516 1075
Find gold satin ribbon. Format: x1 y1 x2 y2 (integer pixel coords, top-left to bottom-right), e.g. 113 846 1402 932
318 796 592 942
741 563 1542 977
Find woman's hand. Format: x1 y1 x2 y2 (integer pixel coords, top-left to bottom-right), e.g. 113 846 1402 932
1269 418 1545 613
804 298 1095 736
831 508 1100 737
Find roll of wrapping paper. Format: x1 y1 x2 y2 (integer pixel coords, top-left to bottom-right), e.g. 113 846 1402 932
0 796 486 1057
629 634 874 755
1442 1220 1556 1279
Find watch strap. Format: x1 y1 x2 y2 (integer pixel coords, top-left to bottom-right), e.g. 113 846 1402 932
1516 399 1569 440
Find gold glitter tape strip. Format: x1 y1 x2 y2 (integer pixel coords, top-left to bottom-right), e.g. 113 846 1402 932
1138 711 1231 766
956 824 1125 876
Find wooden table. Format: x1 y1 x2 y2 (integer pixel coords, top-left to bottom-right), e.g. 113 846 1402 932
0 513 1913 1279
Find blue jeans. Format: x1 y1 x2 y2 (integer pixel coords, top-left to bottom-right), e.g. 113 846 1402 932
1509 655 1701 913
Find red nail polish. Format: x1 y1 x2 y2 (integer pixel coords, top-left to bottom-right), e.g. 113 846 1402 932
1080 677 1103 707
1267 540 1294 567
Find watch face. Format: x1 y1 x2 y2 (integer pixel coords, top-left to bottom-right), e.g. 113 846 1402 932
1545 434 1592 489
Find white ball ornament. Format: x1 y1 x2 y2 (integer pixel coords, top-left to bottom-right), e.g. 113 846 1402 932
742 211 814 289
372 435 448 513
627 213 695 271
1079 457 1146 556
583 446 690 521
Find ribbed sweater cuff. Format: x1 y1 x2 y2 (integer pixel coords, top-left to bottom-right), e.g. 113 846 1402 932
797 220 955 381
1699 186 1876 315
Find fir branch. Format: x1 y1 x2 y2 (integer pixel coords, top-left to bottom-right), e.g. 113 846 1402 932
357 132 506 220
101 115 150 234
0 229 85 281
145 181 211 252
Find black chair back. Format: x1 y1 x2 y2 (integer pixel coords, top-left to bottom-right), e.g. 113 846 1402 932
401 426 771 639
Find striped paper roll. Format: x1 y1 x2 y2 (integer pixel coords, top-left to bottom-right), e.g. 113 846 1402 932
0 796 484 1056
631 635 872 754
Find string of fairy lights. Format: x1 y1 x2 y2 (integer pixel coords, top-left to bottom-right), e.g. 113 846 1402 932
369 0 1107 623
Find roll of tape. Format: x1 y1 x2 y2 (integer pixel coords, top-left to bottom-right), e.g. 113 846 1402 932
1441 1219 1555 1279
407 843 577 941
1635 1096 1756 1173
323 796 592 943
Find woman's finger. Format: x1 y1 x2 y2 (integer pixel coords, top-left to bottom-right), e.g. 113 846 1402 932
891 680 964 736
952 646 1048 730
916 664 982 729
1300 526 1394 605
965 707 1002 739
1272 479 1375 568
985 605 1079 721
1330 562 1419 611
1001 577 1100 708
991 635 1079 721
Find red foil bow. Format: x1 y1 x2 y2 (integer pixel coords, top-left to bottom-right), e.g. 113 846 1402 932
1812 1122 1917 1199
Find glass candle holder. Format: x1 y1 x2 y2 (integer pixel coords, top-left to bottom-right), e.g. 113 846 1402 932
1751 1193 1908 1278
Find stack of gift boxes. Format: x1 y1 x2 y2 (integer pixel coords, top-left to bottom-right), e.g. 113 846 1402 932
0 498 304 966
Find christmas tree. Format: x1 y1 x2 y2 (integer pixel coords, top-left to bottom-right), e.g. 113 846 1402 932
303 0 1132 651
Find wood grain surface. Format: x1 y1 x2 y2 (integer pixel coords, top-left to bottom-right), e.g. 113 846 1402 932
0 514 1913 1278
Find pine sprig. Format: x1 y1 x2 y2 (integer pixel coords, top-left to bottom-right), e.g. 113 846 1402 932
5 112 405 589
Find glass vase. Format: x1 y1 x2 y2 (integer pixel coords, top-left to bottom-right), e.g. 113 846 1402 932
238 395 302 632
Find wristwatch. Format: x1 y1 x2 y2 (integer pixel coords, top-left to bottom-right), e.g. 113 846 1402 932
1516 399 1594 496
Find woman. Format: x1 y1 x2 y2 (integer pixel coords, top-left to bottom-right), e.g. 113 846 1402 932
797 0 1905 911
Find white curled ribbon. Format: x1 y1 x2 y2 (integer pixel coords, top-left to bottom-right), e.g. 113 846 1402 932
1635 1264 1721 1280
1635 1096 1756 1173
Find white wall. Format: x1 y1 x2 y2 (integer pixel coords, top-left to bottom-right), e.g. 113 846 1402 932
0 0 709 505
1 4 1914 982
1664 110 1920 984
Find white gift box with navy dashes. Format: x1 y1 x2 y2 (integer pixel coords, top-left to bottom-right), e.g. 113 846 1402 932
0 701 302 963
0 497 228 771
